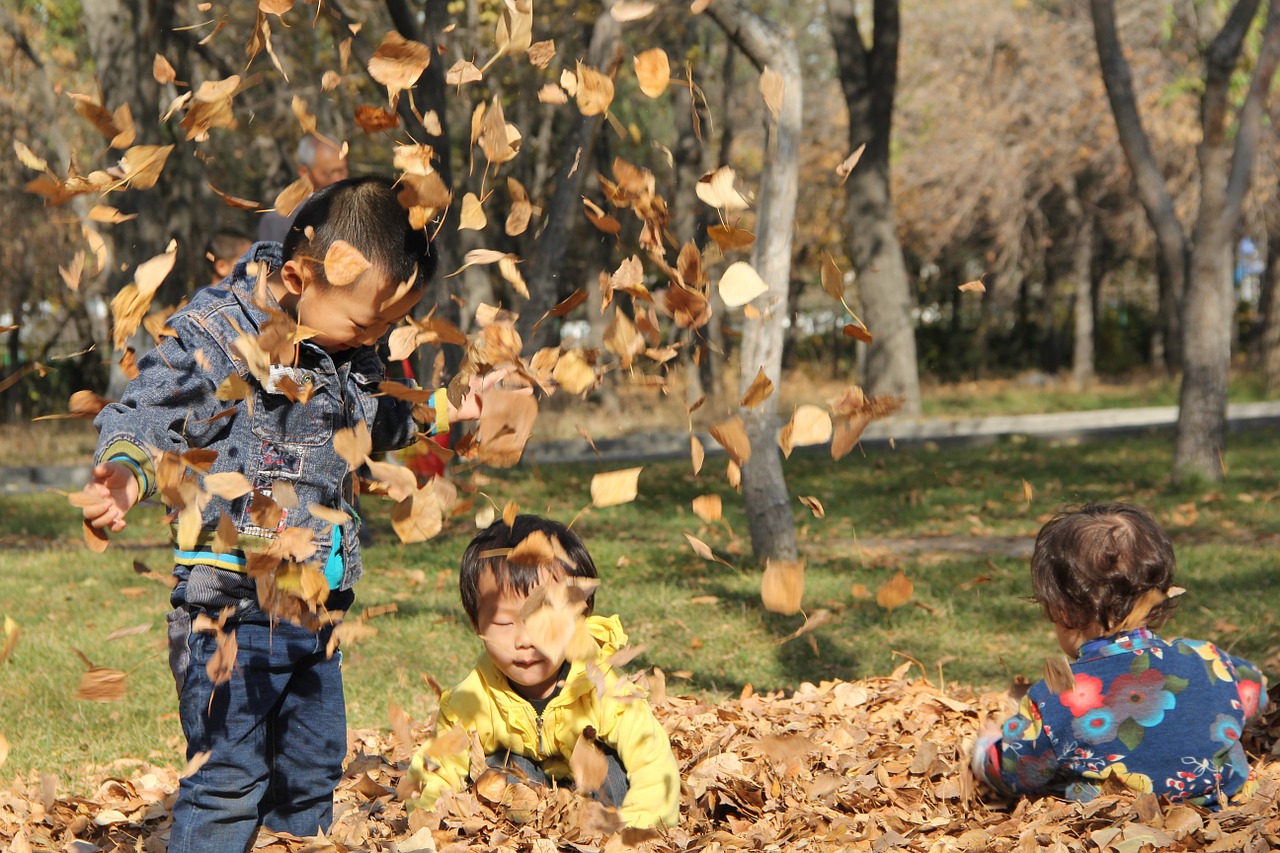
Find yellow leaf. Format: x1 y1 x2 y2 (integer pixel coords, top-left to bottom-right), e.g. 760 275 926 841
959 277 987 293
333 421 372 470
368 31 431 97
718 261 769 307
459 192 487 231
633 48 670 98
591 467 642 508
554 349 596 395
575 61 615 116
695 166 749 211
798 495 825 518
0 615 19 667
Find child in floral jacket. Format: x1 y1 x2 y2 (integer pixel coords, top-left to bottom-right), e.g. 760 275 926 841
971 503 1268 806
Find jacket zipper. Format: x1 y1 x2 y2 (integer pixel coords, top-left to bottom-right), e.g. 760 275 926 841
536 710 547 757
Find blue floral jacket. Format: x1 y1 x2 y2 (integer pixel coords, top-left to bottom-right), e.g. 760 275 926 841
974 628 1268 807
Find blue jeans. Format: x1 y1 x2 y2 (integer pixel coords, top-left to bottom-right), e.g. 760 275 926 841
486 747 629 808
166 606 346 853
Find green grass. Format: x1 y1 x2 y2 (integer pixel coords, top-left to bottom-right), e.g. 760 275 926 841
2 428 1279 788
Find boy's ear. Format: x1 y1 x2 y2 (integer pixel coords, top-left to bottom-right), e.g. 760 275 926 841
279 259 311 296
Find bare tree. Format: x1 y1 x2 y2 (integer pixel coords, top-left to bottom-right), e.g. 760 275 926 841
1091 0 1280 482
704 0 800 563
827 0 921 416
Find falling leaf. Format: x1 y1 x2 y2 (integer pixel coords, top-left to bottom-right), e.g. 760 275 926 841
333 421 372 470
526 40 556 68
842 323 873 344
73 657 127 703
591 467 642 508
776 608 835 645
459 192 488 231
14 140 49 172
835 143 866 184
634 49 670 98
477 389 537 467
554 349 596 395
798 495 825 518
570 733 609 794
118 144 173 188
762 559 805 615
959 278 986 293
180 751 212 778
1044 656 1077 694
876 571 914 611
707 224 756 251
273 175 313 217
709 417 751 466
575 61 615 116
392 486 444 544
691 494 722 524
324 240 372 286
718 261 769 307
537 83 569 104
355 104 400 133
368 31 431 97
740 367 774 408
0 615 19 666
0 733 8 769
612 0 657 21
779 405 833 457
696 166 749 211
690 434 705 475
83 519 109 553
820 252 845 302
759 67 784 120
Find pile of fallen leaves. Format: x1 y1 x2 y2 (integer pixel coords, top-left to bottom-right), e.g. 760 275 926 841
3 671 1277 853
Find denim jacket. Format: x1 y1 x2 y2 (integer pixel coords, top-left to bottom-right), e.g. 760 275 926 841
94 242 420 611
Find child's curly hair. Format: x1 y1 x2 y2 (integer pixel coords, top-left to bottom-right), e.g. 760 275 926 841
1030 503 1179 633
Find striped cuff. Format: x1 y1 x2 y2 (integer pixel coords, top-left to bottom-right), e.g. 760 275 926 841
431 388 450 436
101 440 154 502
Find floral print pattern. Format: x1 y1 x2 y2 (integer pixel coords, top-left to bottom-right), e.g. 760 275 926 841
975 628 1268 808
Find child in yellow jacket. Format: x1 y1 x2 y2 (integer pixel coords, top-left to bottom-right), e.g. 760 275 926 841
407 515 680 829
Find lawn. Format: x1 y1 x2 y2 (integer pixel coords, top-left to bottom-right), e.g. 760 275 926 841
1 426 1278 789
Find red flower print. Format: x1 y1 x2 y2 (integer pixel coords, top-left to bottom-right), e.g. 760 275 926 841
1060 672 1106 717
1237 679 1262 719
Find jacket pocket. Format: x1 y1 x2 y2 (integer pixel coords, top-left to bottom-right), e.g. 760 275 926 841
166 605 193 698
251 383 333 446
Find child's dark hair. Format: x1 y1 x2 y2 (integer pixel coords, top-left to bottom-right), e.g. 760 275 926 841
1030 503 1178 632
282 176 435 290
460 515 598 626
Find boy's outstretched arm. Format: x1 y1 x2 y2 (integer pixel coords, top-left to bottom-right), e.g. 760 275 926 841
602 689 681 829
78 461 142 533
970 696 1061 797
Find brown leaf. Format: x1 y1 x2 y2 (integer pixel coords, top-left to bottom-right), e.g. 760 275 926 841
74 665 128 702
776 608 835 645
273 175 313 218
333 421 372 470
707 224 756 252
634 48 670 98
570 733 608 794
820 252 845 302
762 559 805 615
798 495 825 518
206 628 238 684
842 323 873 344
83 519 109 553
690 434 705 475
590 467 642 508
691 494 722 524
696 166 749 211
1043 656 1077 694
527 40 556 68
1 615 19 667
959 277 987 293
759 67 784 120
739 367 774 408
391 487 443 544
180 751 212 778
575 61 615 116
354 104 400 133
203 472 253 501
323 240 371 287
835 143 866 185
876 571 914 611
368 31 431 96
554 349 596 395
477 389 537 467
778 405 832 458
709 417 751 466
118 144 173 189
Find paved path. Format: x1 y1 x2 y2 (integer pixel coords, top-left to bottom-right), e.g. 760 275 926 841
5 400 1279 494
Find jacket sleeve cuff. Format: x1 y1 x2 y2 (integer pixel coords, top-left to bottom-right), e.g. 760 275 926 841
430 387 450 436
99 439 155 502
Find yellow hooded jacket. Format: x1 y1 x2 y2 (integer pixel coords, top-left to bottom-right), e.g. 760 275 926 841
407 614 680 829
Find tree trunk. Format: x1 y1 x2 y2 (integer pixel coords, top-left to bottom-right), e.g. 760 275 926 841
516 0 622 353
827 0 921 416
1258 211 1280 392
1090 0 1191 373
705 0 799 564
1091 0 1280 482
1066 191 1096 387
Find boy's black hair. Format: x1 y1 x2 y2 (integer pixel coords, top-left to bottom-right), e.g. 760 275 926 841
460 515 598 626
204 229 251 269
1030 503 1179 632
282 175 435 290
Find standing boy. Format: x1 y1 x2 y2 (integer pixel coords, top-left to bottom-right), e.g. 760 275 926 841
79 177 490 852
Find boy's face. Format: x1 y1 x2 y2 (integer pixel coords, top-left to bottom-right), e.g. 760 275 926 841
474 567 566 701
285 261 421 353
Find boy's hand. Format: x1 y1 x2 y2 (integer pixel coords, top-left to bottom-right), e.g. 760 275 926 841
79 462 140 533
449 367 528 423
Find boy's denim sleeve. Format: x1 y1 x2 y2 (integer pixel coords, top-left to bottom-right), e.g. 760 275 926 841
93 311 238 501
350 348 420 454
